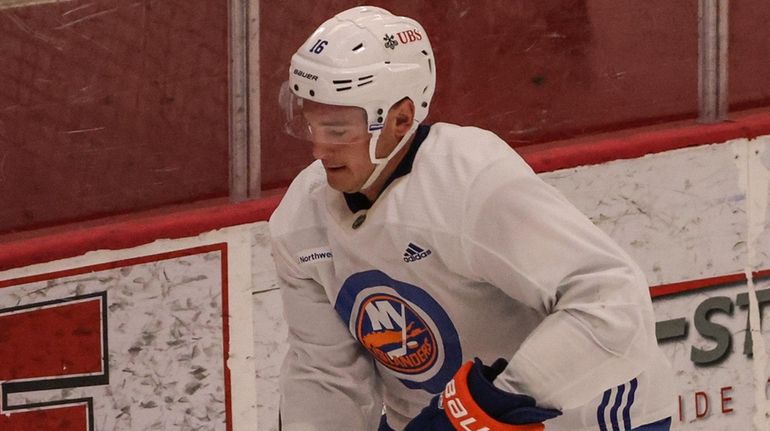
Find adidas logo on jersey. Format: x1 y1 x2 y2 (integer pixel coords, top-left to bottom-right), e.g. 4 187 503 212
403 242 432 263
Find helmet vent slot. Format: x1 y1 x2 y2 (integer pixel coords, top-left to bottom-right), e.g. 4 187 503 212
352 43 364 52
334 75 375 91
334 79 353 91
357 75 374 87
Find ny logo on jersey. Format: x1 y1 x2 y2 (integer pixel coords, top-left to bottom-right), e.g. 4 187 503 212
358 295 437 374
336 270 462 393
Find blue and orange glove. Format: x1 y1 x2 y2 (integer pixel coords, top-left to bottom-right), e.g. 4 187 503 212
404 358 561 431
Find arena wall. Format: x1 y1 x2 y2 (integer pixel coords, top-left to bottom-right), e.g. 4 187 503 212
2 112 770 430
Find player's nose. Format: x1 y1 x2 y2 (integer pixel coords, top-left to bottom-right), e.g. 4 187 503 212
311 141 335 161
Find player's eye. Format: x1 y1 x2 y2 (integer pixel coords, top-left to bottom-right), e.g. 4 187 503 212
305 122 367 144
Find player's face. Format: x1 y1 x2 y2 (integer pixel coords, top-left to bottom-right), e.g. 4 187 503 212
302 100 375 193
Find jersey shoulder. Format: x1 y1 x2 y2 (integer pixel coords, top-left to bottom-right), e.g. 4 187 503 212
417 123 535 188
268 160 327 239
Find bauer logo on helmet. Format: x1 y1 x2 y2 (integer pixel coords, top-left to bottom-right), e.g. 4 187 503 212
292 68 318 81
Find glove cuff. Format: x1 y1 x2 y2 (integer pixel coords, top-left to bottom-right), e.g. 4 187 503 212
467 358 534 418
441 361 545 431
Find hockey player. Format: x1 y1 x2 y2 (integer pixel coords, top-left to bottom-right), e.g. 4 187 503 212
270 6 676 431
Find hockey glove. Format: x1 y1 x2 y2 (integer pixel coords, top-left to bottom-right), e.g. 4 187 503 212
404 358 561 431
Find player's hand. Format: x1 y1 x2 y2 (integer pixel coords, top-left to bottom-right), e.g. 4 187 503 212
404 358 561 431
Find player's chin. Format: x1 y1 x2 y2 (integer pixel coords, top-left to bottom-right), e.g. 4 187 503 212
325 171 360 194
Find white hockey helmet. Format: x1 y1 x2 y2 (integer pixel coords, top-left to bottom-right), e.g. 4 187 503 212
285 6 436 190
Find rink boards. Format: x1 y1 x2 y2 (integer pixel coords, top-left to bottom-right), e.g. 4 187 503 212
2 127 770 430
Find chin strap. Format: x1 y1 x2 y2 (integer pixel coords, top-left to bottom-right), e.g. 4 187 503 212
360 122 419 192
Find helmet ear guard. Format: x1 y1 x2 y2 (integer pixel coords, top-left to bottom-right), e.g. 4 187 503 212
287 6 436 190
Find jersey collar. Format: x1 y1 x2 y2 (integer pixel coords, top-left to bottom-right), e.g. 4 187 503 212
343 124 431 213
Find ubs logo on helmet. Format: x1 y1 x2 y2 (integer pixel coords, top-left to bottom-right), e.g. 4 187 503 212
383 34 398 50
384 29 423 50
356 294 437 374
396 29 423 44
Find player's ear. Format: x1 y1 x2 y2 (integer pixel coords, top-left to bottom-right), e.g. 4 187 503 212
389 98 415 139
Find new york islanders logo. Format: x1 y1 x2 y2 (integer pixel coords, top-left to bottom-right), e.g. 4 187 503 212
335 270 462 393
357 294 437 374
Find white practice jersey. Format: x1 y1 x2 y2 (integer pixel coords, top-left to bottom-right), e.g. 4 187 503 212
269 123 676 431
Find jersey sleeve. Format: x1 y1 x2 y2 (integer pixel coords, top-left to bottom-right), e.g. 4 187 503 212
460 155 657 410
271 237 383 431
